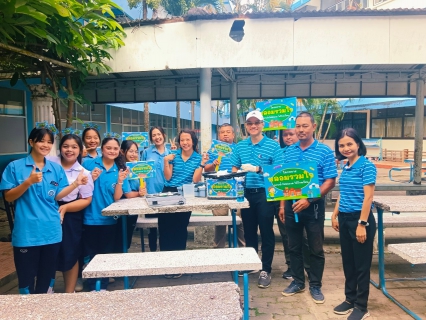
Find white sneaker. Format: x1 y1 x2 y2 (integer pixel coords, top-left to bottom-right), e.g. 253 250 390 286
75 278 84 292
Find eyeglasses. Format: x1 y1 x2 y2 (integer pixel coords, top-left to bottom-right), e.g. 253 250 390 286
246 121 263 126
127 150 139 155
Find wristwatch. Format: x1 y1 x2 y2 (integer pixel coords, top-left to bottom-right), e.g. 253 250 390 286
256 166 262 174
358 220 369 226
307 198 316 204
200 164 205 168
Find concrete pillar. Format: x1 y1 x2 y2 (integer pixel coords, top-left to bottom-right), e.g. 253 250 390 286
30 84 57 156
413 78 425 185
230 82 238 137
200 68 212 153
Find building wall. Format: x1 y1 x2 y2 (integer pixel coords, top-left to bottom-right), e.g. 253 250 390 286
372 0 425 9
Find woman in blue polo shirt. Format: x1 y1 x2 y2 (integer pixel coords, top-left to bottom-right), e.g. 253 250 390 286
331 128 377 320
0 126 88 294
47 133 94 293
161 130 208 256
82 136 131 291
141 126 171 251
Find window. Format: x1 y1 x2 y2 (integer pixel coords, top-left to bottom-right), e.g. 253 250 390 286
111 106 122 123
123 109 131 125
111 124 122 135
371 119 385 138
91 104 106 122
131 110 138 125
386 118 402 138
76 104 90 121
0 87 25 116
403 117 415 138
373 0 391 5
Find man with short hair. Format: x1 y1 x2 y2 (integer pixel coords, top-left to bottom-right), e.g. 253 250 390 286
231 110 284 288
204 123 245 248
281 112 337 304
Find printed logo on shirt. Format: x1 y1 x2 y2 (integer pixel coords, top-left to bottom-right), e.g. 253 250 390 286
48 190 55 197
112 183 117 189
20 249 28 253
50 181 59 186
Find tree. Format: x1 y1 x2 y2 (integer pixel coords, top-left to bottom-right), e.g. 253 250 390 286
300 98 345 142
160 0 222 16
229 0 291 14
0 0 126 131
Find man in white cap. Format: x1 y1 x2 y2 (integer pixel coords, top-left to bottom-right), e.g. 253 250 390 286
230 110 284 288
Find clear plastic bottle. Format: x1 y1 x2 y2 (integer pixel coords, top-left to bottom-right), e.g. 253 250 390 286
236 180 244 202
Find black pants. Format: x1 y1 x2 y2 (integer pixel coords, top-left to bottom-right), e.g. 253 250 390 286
13 242 61 294
83 224 116 291
158 186 191 251
276 213 311 271
338 211 376 312
241 188 278 273
285 198 325 288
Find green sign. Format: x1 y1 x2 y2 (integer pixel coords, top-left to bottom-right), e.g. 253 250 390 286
127 161 155 179
255 97 297 131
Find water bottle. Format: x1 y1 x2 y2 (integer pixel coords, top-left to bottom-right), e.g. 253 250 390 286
236 181 244 202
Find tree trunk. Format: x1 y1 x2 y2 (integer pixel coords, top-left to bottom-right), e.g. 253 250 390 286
317 103 328 141
176 101 181 134
191 101 195 130
322 113 333 142
64 69 74 128
144 102 149 132
143 0 148 19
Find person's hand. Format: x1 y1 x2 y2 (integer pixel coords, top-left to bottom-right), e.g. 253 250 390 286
117 168 129 183
91 168 102 182
75 169 88 186
356 225 367 243
278 207 285 223
58 204 68 224
139 187 147 197
331 215 339 232
164 154 176 162
212 159 219 166
82 147 88 158
201 153 209 165
292 199 310 213
169 139 177 150
241 164 257 172
27 165 42 185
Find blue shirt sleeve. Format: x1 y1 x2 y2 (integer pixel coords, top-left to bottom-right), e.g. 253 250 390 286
362 161 377 185
322 148 338 180
122 179 131 194
56 166 69 194
230 143 241 168
0 162 17 191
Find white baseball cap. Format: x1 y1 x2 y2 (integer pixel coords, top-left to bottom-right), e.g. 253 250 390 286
246 110 264 121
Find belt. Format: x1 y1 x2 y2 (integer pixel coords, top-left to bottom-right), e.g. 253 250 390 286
245 188 265 194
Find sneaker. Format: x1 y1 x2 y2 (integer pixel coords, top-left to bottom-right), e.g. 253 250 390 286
309 286 325 304
164 274 182 279
238 270 259 277
347 308 370 320
333 301 354 315
282 267 293 279
257 271 271 288
74 278 83 292
282 280 305 296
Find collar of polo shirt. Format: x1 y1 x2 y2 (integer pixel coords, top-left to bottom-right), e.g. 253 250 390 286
294 139 318 150
248 134 266 146
26 155 53 173
345 155 366 169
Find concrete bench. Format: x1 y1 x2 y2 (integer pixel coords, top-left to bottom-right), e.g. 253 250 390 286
83 247 260 320
388 242 426 265
0 282 243 320
137 215 243 251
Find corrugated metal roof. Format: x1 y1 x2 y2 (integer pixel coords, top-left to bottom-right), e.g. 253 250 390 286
121 8 426 28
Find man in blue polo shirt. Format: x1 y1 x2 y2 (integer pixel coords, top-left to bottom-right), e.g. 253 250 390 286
205 123 245 248
231 110 284 289
281 111 337 304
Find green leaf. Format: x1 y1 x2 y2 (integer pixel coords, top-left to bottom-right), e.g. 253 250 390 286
53 3 71 17
23 25 47 39
15 6 48 22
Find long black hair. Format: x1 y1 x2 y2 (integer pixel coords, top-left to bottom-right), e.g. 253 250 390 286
334 128 367 160
28 127 54 153
59 134 84 164
101 137 126 170
178 129 199 152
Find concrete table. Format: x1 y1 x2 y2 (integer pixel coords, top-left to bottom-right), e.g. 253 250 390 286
0 282 242 320
102 197 249 289
372 195 426 320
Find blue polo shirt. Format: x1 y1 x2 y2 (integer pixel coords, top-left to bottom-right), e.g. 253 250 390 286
141 146 170 194
338 156 377 213
165 149 202 187
83 157 131 225
0 155 68 247
206 142 235 172
284 140 337 186
82 149 102 164
230 135 283 188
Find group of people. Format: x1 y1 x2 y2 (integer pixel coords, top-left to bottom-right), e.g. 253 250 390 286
0 110 376 320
